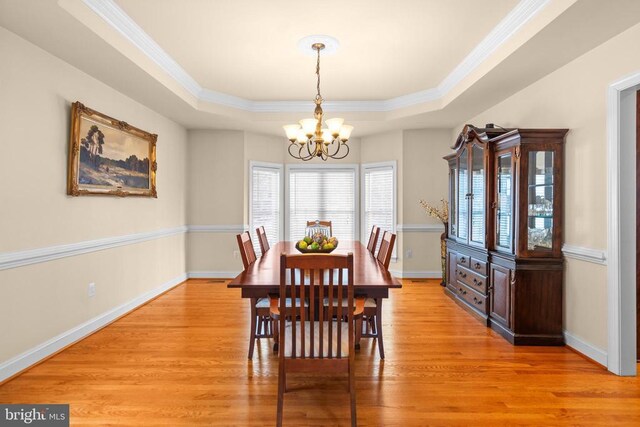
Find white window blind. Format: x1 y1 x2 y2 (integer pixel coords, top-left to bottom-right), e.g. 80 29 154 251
362 163 396 253
250 163 282 254
287 167 357 241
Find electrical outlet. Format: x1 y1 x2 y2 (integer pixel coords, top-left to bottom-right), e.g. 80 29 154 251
88 282 96 298
233 250 240 259
405 249 413 259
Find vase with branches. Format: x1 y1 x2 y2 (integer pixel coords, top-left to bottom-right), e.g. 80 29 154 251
418 198 449 286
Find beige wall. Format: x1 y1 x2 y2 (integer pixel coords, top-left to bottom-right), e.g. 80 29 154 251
360 129 451 276
0 27 187 366
457 21 640 351
402 129 451 273
186 130 245 273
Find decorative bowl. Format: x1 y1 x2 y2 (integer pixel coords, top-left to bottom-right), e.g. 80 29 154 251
295 241 338 254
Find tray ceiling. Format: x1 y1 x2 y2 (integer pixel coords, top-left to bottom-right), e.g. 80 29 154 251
114 0 518 101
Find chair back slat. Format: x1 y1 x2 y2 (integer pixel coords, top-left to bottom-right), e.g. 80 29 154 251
367 226 380 254
256 226 270 256
337 267 343 358
318 269 324 358
376 231 397 270
328 268 334 358
237 232 257 270
279 253 354 361
299 269 306 358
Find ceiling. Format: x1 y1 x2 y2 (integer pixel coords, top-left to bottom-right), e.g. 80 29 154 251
114 0 517 101
2 0 640 137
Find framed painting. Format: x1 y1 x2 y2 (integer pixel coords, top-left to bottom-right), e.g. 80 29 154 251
67 102 157 197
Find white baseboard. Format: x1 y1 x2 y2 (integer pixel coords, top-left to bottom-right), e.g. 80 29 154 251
0 273 187 383
564 329 608 366
188 271 241 279
389 270 442 279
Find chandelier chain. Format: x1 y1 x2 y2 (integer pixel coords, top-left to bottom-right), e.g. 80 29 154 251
315 46 322 102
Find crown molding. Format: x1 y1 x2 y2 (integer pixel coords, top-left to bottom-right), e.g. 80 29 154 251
78 0 550 113
80 0 201 98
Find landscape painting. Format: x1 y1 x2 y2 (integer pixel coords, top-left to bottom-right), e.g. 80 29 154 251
67 102 157 197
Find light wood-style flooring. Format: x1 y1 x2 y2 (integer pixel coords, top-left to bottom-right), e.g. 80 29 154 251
1 279 639 426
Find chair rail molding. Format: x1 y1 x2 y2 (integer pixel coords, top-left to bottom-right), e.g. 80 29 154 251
561 244 607 265
0 226 187 271
396 224 445 233
606 70 640 376
187 225 248 233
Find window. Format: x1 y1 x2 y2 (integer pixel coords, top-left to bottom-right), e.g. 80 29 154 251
249 162 283 254
286 165 358 241
361 162 396 253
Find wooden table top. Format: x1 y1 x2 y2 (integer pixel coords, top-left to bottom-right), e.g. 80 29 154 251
228 241 402 292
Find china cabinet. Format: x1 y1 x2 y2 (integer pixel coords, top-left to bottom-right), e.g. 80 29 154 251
444 124 568 345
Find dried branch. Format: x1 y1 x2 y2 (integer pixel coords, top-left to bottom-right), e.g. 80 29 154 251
418 198 449 224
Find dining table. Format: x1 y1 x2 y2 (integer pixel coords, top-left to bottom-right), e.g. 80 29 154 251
228 240 403 299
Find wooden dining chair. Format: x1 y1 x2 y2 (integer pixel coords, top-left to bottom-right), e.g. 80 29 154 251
376 231 396 270
256 226 270 256
366 225 380 254
271 253 363 427
237 231 273 358
306 220 333 236
361 231 397 359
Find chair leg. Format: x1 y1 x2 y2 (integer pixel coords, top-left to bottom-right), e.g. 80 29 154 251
248 299 257 359
349 360 357 427
375 300 384 359
277 361 285 427
355 317 362 350
273 319 279 353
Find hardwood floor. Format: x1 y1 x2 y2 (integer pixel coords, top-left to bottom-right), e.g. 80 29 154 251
1 279 639 426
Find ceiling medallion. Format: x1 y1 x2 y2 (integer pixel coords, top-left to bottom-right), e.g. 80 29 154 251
283 36 353 161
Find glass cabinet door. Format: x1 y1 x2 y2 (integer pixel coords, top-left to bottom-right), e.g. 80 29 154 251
527 151 554 251
449 162 457 238
496 153 513 251
457 148 468 241
469 145 485 245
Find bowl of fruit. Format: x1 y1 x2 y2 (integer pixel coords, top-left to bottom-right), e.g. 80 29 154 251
296 232 339 253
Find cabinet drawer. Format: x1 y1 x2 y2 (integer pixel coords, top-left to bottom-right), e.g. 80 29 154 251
454 283 488 314
455 265 487 294
469 258 487 275
456 254 470 268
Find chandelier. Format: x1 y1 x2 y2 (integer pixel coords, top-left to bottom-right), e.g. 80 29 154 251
283 42 353 161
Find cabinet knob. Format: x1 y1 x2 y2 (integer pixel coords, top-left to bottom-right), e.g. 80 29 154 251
473 297 482 305
474 262 481 269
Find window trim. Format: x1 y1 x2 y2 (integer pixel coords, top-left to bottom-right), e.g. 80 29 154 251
248 161 284 245
285 163 360 241
360 161 397 255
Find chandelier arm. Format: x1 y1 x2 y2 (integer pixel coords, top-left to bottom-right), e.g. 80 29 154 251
306 139 315 158
331 142 350 160
300 143 313 161
288 142 302 159
326 138 342 157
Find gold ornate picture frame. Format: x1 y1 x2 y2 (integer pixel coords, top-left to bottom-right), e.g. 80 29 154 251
67 101 157 197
